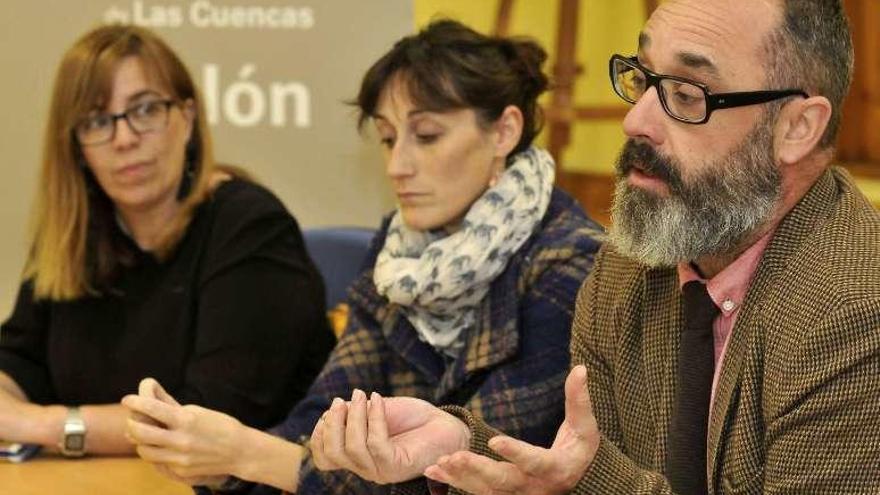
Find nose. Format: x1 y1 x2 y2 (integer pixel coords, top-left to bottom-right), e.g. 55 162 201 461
621 85 666 147
385 140 415 180
111 116 141 149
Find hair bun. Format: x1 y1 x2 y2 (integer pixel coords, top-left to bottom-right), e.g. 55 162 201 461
498 38 549 98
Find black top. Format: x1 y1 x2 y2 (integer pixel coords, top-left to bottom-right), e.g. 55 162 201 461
0 179 336 428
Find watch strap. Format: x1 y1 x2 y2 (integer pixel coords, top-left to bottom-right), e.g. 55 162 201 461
59 406 87 457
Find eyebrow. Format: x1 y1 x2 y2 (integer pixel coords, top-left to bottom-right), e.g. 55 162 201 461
125 90 164 105
637 32 720 82
638 32 651 50
372 109 432 122
676 52 720 79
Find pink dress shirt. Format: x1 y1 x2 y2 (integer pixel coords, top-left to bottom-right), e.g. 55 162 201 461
677 229 776 411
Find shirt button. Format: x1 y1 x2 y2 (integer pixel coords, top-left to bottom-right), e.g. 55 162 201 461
721 299 736 312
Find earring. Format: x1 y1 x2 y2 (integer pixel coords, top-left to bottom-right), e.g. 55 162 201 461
488 169 503 188
176 141 198 200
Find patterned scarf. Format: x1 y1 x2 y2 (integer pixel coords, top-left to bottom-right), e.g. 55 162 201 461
373 147 555 356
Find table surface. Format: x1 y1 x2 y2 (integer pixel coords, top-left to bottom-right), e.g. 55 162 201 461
0 454 193 495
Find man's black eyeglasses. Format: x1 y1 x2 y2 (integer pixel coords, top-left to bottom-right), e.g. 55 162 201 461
609 54 808 124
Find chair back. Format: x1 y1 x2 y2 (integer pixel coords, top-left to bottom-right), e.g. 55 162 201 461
303 227 375 308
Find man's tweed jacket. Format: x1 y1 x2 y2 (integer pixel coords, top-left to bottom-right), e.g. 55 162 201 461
432 167 880 495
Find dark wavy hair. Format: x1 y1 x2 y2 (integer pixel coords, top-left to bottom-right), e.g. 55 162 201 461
355 19 549 158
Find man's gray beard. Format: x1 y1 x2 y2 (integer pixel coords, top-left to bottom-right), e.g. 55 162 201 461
608 122 782 268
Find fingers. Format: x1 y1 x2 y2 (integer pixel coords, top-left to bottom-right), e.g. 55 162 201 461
147 378 181 406
425 451 526 495
129 379 164 427
138 378 180 407
311 392 399 483
126 417 183 449
309 409 339 471
563 365 594 437
487 436 552 477
138 378 160 398
343 389 379 476
365 392 397 471
460 365 598 492
319 397 352 470
122 394 181 429
127 404 161 429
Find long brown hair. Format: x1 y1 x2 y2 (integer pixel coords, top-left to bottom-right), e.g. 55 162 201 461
25 25 216 300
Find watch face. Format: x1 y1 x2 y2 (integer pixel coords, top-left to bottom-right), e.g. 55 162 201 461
65 434 85 451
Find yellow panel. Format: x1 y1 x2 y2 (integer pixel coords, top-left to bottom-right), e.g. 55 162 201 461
414 0 498 32
507 1 558 58
854 177 880 207
564 121 627 174
575 0 645 105
569 0 644 174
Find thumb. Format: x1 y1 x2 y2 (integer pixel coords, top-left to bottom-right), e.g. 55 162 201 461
153 380 180 407
139 378 180 407
138 377 159 398
563 365 594 436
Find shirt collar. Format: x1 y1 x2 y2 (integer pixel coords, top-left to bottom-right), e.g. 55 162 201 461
677 228 776 316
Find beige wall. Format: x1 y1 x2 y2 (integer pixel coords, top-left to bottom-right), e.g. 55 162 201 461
0 0 411 317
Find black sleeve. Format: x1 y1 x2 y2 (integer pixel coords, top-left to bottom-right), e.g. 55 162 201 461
0 281 55 403
176 184 336 428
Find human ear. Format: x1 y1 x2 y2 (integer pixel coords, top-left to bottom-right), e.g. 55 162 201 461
775 96 832 165
493 105 524 158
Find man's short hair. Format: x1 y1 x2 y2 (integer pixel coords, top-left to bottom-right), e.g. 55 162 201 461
763 0 854 149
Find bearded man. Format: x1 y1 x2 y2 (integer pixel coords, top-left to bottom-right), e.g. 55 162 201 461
305 1 880 494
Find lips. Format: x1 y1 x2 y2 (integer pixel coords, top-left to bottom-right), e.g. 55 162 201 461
115 160 154 181
631 162 655 177
396 191 427 205
616 140 678 186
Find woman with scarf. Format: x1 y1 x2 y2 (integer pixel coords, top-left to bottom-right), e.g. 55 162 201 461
123 19 604 494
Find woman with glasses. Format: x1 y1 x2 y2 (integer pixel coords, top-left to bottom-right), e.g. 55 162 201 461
122 19 604 494
0 25 335 457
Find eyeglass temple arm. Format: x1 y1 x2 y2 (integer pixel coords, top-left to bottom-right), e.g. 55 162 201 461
708 89 809 109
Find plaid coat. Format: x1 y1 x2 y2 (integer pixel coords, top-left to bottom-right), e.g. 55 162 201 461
268 188 603 494
436 168 880 494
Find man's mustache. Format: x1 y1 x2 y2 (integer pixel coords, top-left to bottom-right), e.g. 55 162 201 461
615 139 682 189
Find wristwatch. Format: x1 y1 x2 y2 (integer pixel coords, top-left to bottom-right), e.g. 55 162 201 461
59 406 87 457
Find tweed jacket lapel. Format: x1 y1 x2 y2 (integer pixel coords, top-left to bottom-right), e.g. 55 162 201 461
706 170 838 490
641 267 683 467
